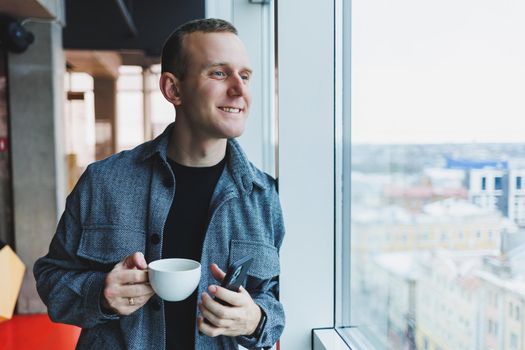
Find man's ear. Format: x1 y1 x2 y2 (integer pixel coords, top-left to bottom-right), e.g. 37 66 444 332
159 72 182 106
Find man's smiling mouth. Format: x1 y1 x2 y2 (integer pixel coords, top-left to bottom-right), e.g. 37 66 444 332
218 106 242 113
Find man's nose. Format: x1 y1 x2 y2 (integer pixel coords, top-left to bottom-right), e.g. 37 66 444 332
227 73 248 97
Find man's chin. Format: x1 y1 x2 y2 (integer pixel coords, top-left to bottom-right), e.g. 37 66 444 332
224 130 244 139
219 125 246 139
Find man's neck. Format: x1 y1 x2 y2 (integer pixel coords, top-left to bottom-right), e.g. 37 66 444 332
167 124 227 167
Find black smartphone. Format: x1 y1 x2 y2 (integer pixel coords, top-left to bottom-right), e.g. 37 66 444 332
210 255 253 308
220 255 253 293
203 256 253 327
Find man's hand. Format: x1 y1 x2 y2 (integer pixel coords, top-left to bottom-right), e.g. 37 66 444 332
197 263 262 337
101 252 154 316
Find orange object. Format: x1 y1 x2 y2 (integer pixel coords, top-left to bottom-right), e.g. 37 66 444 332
0 314 80 350
0 244 25 322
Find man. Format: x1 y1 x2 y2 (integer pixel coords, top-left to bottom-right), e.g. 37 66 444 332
34 18 285 350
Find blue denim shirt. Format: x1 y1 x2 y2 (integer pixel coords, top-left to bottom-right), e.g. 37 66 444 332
34 124 285 350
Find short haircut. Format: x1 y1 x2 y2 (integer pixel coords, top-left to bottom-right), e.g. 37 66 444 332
161 18 238 79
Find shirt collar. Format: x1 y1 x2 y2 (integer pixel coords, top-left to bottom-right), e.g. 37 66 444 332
139 123 267 193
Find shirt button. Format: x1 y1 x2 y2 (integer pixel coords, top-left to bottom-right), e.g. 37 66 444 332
150 234 160 245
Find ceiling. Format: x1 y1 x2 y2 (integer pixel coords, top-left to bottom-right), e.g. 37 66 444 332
65 50 122 78
62 0 205 66
0 0 56 19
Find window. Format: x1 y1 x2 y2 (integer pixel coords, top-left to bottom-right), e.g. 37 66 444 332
116 66 145 152
511 333 518 349
340 1 525 349
494 176 502 190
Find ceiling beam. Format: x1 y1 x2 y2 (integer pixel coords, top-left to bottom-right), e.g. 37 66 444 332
66 50 122 78
0 0 54 19
114 0 138 37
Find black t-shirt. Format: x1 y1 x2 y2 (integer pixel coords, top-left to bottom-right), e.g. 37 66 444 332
163 156 226 350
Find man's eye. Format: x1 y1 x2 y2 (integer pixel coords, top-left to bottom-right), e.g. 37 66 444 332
211 71 226 78
241 74 250 82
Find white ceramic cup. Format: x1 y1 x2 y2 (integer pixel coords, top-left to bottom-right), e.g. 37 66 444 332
148 258 201 302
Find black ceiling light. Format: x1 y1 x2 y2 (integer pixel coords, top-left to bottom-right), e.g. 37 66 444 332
0 14 34 54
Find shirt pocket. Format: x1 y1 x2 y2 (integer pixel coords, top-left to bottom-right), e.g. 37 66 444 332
77 225 146 269
229 239 280 282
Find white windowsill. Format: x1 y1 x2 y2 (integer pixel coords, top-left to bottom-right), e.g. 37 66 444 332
313 329 351 350
313 328 377 350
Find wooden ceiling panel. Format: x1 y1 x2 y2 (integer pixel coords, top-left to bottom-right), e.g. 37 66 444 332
0 0 54 20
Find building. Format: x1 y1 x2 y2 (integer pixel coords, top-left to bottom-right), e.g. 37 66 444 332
415 250 488 350
467 168 507 215
508 169 525 227
352 199 507 255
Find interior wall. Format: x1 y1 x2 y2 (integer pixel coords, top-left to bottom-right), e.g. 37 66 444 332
278 0 336 348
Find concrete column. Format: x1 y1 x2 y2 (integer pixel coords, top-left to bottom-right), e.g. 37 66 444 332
93 76 117 160
143 68 152 141
8 20 66 314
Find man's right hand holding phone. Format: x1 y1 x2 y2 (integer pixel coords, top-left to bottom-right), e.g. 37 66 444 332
197 263 262 337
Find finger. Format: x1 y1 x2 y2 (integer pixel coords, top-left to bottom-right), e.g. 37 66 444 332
119 292 154 307
123 252 147 269
197 317 225 337
111 269 149 285
198 303 234 328
239 285 251 296
119 283 154 298
201 292 233 320
106 289 154 316
133 252 148 269
209 285 244 307
210 263 226 282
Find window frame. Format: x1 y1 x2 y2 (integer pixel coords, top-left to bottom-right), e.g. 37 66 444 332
335 0 352 332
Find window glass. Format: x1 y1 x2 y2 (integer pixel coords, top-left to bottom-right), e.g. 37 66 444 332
343 0 525 349
117 66 144 151
495 177 502 191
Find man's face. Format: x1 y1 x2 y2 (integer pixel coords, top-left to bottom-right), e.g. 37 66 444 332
176 31 252 140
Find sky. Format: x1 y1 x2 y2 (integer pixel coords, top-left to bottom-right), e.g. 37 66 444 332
351 0 525 144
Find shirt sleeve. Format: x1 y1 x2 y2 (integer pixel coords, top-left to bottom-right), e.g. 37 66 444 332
33 167 120 328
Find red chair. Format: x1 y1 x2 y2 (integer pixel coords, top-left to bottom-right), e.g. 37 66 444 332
0 314 80 350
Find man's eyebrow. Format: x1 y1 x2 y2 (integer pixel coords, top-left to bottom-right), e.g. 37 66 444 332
203 62 253 74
